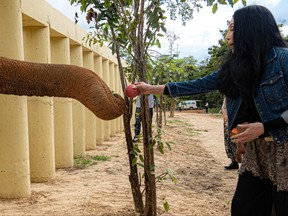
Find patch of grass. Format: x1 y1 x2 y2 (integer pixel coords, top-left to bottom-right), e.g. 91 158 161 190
182 122 193 127
167 118 197 136
185 128 200 136
74 156 92 169
167 119 193 127
223 199 230 205
167 119 186 124
74 155 110 169
91 155 110 162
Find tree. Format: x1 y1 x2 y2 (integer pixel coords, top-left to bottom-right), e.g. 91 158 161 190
70 0 245 215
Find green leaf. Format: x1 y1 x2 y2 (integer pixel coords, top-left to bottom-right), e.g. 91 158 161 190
131 149 137 156
147 73 153 82
150 139 156 148
104 0 110 7
132 157 137 166
155 39 161 48
207 0 215 6
165 142 172 151
134 144 141 153
217 0 227 4
136 162 144 168
173 176 178 184
139 154 144 163
158 142 164 154
163 201 170 212
127 44 132 53
106 10 113 19
160 24 167 33
212 3 218 14
168 141 176 145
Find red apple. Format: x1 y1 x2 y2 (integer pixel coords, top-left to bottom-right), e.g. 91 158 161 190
125 84 140 98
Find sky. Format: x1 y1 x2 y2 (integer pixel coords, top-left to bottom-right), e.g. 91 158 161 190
46 0 288 61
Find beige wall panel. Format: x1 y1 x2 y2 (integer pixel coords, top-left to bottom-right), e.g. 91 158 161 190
0 96 30 198
23 26 55 182
94 56 104 144
114 65 122 133
23 27 50 62
27 97 55 182
102 59 111 140
117 68 125 131
0 1 24 60
0 0 30 198
70 45 85 157
109 62 117 136
83 51 96 150
50 37 73 168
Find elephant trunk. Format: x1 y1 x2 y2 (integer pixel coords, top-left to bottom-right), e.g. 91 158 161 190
0 56 125 120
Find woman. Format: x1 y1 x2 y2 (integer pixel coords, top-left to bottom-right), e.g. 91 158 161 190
134 5 288 216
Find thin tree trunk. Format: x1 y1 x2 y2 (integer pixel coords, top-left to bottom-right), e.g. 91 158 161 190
169 99 176 117
162 97 167 126
156 96 163 149
158 96 163 129
137 0 156 214
112 28 144 214
155 101 159 125
123 110 144 214
141 95 157 216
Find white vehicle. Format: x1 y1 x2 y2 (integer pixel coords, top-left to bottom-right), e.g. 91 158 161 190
182 100 202 110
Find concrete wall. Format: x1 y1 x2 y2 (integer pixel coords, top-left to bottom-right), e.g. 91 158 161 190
0 0 124 198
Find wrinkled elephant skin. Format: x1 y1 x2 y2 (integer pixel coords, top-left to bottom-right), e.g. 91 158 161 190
0 56 125 120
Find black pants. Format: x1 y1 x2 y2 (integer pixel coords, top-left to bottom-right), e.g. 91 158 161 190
134 108 153 136
232 171 288 216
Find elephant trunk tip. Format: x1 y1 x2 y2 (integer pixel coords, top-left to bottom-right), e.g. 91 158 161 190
95 93 125 121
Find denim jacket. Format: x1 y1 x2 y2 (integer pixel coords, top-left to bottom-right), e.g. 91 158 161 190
166 47 288 144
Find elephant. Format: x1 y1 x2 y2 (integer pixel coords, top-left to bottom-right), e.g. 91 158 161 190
0 56 125 120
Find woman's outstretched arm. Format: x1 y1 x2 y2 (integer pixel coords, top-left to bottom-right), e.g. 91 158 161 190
133 82 166 95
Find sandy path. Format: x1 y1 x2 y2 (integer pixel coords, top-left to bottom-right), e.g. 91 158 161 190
0 111 238 216
179 112 230 164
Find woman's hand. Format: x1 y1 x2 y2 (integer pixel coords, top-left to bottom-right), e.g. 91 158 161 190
133 82 165 95
133 82 150 94
231 122 264 143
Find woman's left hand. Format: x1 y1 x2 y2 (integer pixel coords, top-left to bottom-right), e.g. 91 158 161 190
231 122 264 143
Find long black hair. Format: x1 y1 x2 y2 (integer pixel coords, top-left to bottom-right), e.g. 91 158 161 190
217 5 288 99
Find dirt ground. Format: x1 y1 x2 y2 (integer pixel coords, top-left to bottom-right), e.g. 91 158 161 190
0 112 239 216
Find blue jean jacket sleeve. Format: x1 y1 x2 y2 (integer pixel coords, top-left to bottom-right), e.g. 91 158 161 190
166 71 219 97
